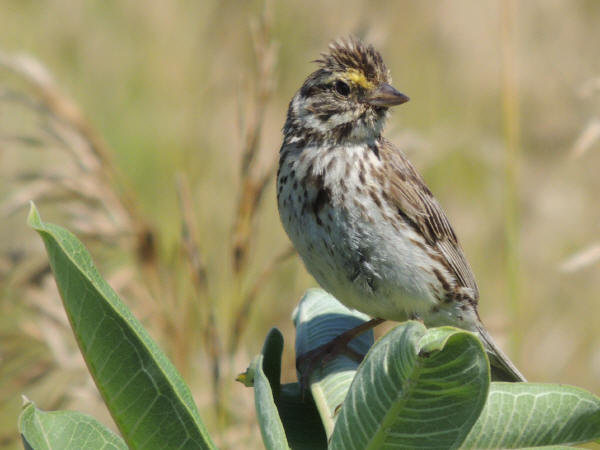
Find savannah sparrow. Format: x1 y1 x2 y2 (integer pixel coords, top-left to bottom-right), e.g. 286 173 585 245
277 37 525 382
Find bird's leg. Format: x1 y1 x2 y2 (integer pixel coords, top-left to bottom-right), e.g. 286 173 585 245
296 317 385 390
409 312 424 323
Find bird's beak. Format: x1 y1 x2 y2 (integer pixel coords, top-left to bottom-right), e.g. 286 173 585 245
366 83 409 107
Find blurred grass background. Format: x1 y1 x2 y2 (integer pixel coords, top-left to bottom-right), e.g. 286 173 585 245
1 0 600 448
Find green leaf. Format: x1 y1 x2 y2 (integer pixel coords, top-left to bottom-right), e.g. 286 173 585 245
243 328 327 450
248 329 291 450
292 288 374 438
27 203 215 450
329 322 490 450
517 447 585 450
261 327 284 391
462 382 600 448
19 398 127 450
274 383 327 450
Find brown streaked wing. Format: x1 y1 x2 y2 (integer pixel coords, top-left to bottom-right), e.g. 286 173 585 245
380 138 479 298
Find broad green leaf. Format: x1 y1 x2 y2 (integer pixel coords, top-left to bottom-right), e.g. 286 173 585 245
19 398 127 450
27 203 215 449
242 328 326 450
462 382 600 449
292 288 374 437
330 322 490 450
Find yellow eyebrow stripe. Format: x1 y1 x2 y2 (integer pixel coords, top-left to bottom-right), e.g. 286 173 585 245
345 69 375 89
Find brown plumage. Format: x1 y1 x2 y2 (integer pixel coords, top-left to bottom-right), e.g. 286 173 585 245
278 37 525 382
377 138 479 300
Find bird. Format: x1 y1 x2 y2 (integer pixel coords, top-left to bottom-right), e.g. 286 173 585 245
276 37 525 382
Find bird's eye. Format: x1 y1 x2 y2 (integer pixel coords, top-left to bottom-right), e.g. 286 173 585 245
334 80 350 96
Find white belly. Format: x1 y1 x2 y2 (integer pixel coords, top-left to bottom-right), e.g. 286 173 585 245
278 144 444 321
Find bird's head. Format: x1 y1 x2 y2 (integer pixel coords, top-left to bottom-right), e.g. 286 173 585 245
285 37 409 144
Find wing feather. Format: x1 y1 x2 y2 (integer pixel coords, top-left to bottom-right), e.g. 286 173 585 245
380 138 479 299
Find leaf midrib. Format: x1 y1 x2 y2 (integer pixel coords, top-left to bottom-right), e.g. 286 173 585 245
365 334 426 449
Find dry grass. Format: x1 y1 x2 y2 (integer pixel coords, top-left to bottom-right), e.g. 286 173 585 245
1 1 600 449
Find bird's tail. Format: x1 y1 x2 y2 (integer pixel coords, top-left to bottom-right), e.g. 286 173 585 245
475 322 526 382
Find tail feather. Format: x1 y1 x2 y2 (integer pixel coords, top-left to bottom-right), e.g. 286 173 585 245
475 323 526 382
